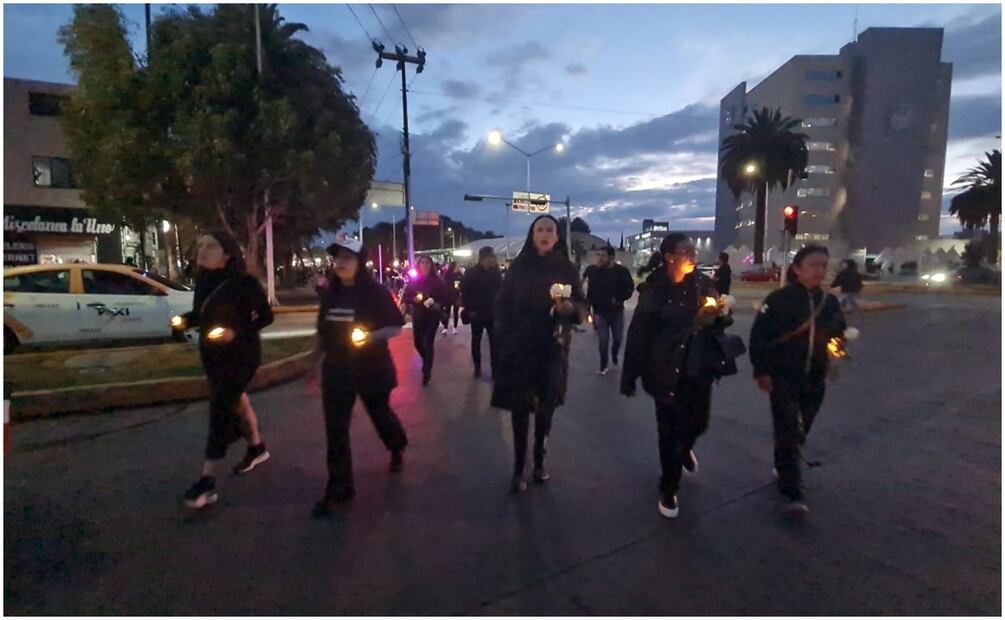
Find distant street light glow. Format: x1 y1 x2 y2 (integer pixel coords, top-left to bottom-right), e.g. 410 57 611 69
488 130 503 146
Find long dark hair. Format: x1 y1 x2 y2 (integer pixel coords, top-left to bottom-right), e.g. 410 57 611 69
201 230 247 275
786 244 829 285
512 215 570 270
638 232 689 277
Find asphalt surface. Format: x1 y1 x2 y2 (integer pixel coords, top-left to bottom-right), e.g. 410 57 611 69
3 291 1000 614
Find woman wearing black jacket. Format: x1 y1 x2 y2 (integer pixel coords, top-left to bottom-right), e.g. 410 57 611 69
750 245 846 514
621 233 728 519
179 231 275 509
461 246 502 378
307 238 408 516
403 255 449 385
441 261 463 336
492 215 586 493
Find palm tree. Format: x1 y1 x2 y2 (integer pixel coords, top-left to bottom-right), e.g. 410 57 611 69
720 107 809 264
951 150 1001 234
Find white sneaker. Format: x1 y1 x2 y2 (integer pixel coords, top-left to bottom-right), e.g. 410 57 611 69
658 493 679 519
598 368 609 376
452 327 458 336
441 328 448 336
682 450 698 475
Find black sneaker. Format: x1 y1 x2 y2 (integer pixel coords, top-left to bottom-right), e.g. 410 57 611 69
389 450 404 473
312 487 356 516
183 476 218 509
532 466 550 483
682 450 699 475
422 371 432 386
611 354 619 367
233 443 270 475
658 491 679 519
510 475 528 494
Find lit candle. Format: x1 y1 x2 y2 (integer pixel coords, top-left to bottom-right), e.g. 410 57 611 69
827 337 847 358
351 327 368 346
454 281 460 290
171 315 185 328
415 293 424 303
703 296 718 308
207 326 226 340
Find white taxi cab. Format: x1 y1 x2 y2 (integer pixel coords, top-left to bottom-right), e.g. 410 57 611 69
3 263 194 354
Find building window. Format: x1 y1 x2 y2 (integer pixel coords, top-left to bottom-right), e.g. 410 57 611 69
32 157 74 188
795 233 830 241
916 235 929 241
805 165 835 175
807 141 836 151
801 118 837 129
28 92 69 116
797 188 831 197
920 191 932 200
805 70 843 81
805 94 841 105
724 108 733 124
918 214 930 221
924 168 935 178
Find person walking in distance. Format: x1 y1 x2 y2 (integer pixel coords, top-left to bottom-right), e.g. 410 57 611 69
750 245 847 515
830 259 863 313
178 231 274 509
582 246 635 375
712 252 732 296
440 261 463 336
621 233 729 519
461 246 502 379
403 255 448 385
492 215 586 493
306 238 408 516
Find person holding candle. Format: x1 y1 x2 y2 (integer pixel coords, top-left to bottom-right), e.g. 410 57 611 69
307 237 407 516
461 246 503 379
750 245 846 515
492 215 586 493
178 231 274 509
621 233 730 519
403 255 449 385
440 261 463 336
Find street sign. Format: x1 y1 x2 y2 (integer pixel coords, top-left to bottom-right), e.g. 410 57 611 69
365 181 406 208
413 210 440 227
512 192 550 213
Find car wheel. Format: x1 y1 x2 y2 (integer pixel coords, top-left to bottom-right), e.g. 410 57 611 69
4 327 19 355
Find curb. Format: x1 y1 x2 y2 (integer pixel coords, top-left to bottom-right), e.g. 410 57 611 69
749 301 902 313
9 350 313 421
273 304 319 314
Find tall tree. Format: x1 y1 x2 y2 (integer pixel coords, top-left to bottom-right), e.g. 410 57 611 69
59 4 376 275
719 107 808 264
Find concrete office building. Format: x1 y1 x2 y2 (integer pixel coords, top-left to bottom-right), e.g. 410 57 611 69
713 28 952 256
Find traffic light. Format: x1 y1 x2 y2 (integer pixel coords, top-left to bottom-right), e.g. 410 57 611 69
783 205 799 236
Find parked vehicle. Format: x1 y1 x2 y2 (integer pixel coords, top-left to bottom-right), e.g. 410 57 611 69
740 266 781 282
3 263 193 354
954 265 999 286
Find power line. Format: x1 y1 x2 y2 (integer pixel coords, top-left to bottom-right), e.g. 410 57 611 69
369 70 398 121
408 88 712 120
368 4 397 45
392 4 419 49
381 71 420 127
357 65 378 110
344 4 373 41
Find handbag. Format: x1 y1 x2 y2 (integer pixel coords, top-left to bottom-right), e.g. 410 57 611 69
685 329 747 380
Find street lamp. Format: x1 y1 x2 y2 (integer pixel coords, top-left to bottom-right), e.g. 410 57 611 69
744 162 758 176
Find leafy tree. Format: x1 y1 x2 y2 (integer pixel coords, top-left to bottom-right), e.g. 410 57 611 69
950 150 1001 263
720 107 808 264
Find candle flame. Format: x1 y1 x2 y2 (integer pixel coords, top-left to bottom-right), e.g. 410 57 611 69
351 328 367 346
827 337 847 358
171 315 184 328
704 296 718 308
415 293 424 302
207 326 226 340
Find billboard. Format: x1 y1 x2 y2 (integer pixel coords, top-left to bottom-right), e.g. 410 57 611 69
512 192 550 213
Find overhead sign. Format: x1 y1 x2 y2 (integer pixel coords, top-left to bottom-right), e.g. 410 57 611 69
413 211 440 227
364 181 406 208
512 192 550 213
3 207 117 236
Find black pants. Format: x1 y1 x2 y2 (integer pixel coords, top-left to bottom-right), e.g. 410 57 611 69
321 370 408 496
594 309 625 370
654 378 712 495
413 319 438 374
511 404 556 477
204 362 258 461
441 303 460 329
471 318 496 373
769 374 826 500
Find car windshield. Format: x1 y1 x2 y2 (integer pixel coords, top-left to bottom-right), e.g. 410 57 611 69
134 270 192 292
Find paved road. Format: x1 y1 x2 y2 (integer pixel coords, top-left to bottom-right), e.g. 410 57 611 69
4 292 1000 614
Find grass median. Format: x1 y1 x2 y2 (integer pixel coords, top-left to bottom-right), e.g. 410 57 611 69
5 336 315 394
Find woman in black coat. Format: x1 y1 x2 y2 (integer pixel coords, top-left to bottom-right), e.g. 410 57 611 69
492 215 586 493
621 233 730 519
179 231 275 509
307 238 408 516
403 255 449 385
440 261 463 335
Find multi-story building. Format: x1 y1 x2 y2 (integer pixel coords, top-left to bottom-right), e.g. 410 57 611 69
3 78 161 268
713 27 952 255
626 221 716 267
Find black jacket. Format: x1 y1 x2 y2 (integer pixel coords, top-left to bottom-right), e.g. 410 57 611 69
442 269 463 303
403 274 449 326
621 270 725 405
749 283 846 379
831 269 864 294
713 263 732 295
317 277 404 392
186 269 274 377
583 263 635 314
491 251 586 412
461 264 502 322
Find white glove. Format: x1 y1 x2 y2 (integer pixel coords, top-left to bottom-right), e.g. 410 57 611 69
423 297 435 309
844 327 860 340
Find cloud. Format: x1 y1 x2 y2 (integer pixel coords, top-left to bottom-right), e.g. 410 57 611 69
485 41 552 95
566 62 589 77
942 11 1001 80
429 119 468 145
947 94 1001 141
441 79 482 98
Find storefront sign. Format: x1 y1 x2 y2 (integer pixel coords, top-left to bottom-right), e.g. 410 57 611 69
4 240 37 265
3 208 117 236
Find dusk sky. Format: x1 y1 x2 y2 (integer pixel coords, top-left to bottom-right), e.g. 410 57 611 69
4 3 1001 243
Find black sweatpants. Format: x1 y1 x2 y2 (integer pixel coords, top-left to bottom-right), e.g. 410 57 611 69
321 369 408 496
412 318 438 374
654 378 712 495
769 373 826 500
470 318 496 374
511 404 556 477
441 303 460 329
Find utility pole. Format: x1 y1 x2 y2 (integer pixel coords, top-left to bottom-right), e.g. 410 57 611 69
374 42 425 265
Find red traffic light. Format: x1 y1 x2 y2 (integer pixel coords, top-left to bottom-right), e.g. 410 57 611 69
783 205 799 235
783 205 797 219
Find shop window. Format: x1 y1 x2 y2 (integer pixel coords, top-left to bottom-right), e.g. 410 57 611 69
32 157 74 188
3 270 70 294
805 94 841 105
82 270 160 296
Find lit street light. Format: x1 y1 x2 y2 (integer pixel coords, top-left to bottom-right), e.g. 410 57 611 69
744 162 758 176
